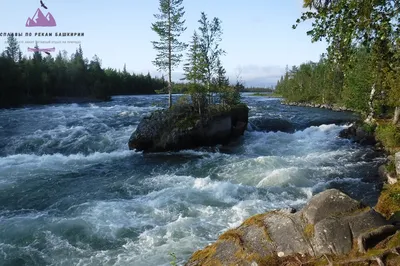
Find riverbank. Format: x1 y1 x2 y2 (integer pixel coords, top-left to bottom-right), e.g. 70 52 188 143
282 100 355 112
185 99 400 265
250 93 283 98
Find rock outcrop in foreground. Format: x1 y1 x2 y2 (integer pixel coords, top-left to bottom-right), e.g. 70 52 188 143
128 104 249 152
186 189 400 266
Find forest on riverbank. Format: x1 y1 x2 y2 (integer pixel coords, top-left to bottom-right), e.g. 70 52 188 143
0 38 168 108
275 0 400 127
275 0 400 227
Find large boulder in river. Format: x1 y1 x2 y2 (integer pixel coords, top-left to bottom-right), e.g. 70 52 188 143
128 103 249 152
186 189 400 266
339 123 377 145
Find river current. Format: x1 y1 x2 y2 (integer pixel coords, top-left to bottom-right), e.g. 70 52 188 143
0 94 385 266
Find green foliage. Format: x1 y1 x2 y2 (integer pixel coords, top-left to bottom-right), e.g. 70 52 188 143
188 83 208 116
181 12 237 116
197 12 225 99
242 87 274 93
341 47 374 112
375 124 400 149
0 39 167 108
293 0 400 122
386 160 396 175
175 94 190 106
169 252 178 266
183 31 205 84
376 182 400 218
220 87 240 106
276 55 344 105
4 35 21 62
151 0 188 108
361 122 377 134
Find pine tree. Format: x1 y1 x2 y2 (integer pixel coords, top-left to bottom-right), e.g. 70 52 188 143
151 0 187 108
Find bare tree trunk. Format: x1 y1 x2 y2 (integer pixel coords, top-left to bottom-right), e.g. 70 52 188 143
168 3 172 109
168 80 172 109
364 83 376 125
393 106 400 125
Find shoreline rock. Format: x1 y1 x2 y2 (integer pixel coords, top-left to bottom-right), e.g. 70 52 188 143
128 103 249 153
338 123 377 146
282 101 355 112
185 189 400 266
338 123 398 184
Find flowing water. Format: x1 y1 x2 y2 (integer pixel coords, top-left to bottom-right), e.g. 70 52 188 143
0 95 385 266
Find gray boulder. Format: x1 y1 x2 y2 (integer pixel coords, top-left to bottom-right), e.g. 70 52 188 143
185 189 398 266
128 104 249 152
338 124 377 145
396 152 400 177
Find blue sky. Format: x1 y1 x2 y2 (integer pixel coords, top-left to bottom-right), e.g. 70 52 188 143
0 0 327 87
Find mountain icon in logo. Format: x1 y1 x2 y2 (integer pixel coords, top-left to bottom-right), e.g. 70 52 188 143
26 8 56 27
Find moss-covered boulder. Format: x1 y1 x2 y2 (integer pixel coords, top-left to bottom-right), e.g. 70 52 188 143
186 189 400 266
128 103 249 152
376 182 400 220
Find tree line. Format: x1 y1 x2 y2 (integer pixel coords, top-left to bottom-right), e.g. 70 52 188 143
151 0 242 113
276 0 400 125
0 37 167 108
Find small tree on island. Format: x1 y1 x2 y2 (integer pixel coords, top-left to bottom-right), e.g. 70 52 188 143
183 30 208 115
197 12 225 104
183 12 240 116
151 0 188 109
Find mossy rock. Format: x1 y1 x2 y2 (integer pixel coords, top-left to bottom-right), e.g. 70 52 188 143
129 103 249 152
375 182 400 219
185 189 398 266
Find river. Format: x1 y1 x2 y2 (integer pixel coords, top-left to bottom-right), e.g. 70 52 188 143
0 94 385 266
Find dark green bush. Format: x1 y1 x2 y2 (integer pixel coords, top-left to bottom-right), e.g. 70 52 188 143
375 124 400 149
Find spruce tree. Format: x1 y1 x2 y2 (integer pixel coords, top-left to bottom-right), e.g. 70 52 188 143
5 35 21 62
183 31 207 115
197 12 225 103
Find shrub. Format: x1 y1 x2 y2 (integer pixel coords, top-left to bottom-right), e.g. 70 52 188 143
175 94 191 106
361 122 377 134
375 182 400 219
220 86 241 106
375 124 400 149
386 161 396 175
187 83 208 116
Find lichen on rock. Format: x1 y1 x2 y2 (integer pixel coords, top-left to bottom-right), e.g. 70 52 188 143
185 189 400 266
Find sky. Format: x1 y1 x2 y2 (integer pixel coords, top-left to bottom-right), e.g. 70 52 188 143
0 0 327 87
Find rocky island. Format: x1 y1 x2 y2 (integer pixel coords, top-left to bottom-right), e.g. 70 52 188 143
128 103 249 153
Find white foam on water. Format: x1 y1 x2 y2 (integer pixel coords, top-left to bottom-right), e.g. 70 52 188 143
0 97 383 266
0 150 136 186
